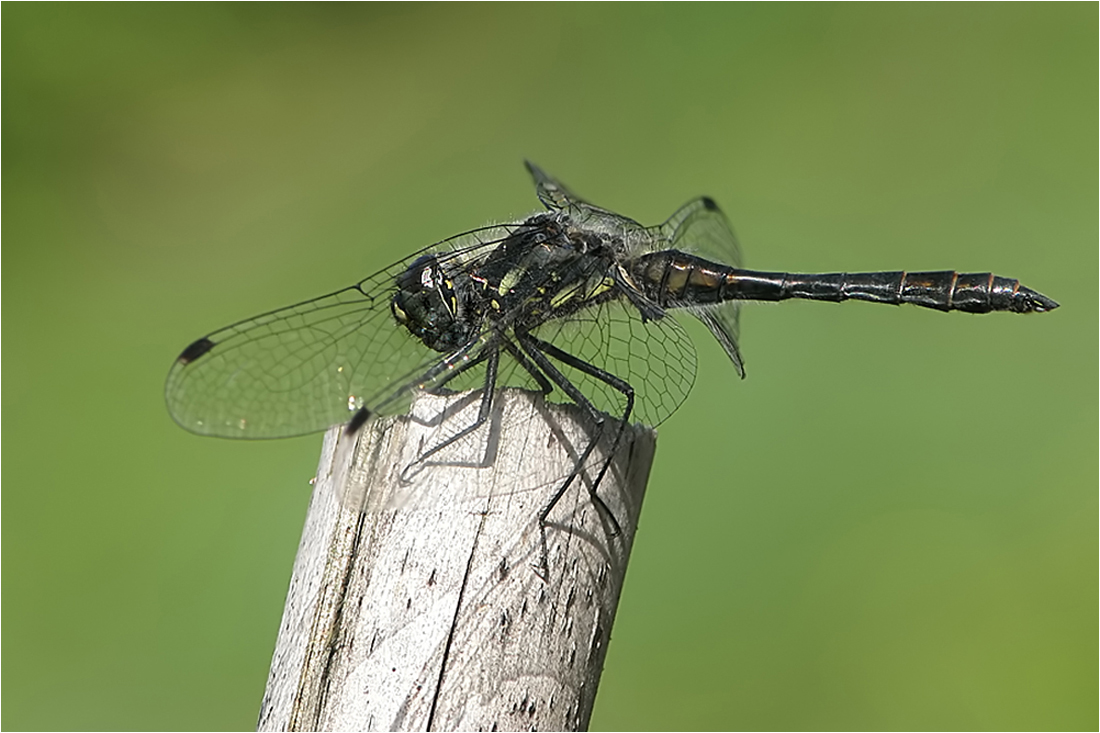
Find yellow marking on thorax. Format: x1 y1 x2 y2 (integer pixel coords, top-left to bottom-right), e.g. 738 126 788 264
497 264 527 296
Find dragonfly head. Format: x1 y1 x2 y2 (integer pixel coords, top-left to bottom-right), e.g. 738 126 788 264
391 255 476 352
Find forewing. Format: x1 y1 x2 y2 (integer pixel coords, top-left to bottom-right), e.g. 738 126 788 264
524 161 650 235
660 197 746 377
525 160 593 211
164 225 518 438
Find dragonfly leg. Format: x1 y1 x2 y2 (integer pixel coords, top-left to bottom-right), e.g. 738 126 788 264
517 331 635 578
402 347 499 474
498 337 554 396
357 336 485 428
532 336 636 498
402 331 558 477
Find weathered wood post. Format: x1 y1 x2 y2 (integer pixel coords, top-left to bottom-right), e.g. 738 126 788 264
257 389 656 731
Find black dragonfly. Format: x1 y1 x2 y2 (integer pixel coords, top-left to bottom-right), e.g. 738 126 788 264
166 162 1058 536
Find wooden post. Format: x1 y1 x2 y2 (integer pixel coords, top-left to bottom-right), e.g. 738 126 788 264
257 389 657 732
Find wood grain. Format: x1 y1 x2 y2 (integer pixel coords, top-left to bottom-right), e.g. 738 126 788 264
258 388 656 732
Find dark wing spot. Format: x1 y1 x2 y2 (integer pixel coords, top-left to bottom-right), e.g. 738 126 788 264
345 406 374 435
177 337 215 364
701 196 719 211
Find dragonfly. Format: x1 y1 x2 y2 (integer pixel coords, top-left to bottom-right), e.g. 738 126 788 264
166 162 1058 544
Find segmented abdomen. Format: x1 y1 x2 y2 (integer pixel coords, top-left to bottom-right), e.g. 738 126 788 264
631 251 1058 314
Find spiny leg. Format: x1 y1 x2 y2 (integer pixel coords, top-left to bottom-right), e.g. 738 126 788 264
346 337 487 434
404 346 499 471
532 335 636 498
499 337 554 396
517 331 635 577
409 332 560 470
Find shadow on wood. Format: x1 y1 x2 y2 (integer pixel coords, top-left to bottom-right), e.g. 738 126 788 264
258 388 656 732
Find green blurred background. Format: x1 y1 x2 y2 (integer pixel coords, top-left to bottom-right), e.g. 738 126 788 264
4 4 1095 730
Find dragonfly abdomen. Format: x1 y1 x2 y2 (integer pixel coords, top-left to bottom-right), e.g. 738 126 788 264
731 270 1058 314
632 252 1058 314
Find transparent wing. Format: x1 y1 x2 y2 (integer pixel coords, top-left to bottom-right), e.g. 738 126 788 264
531 296 698 428
524 161 650 236
164 224 520 438
660 196 743 268
525 160 598 211
660 197 746 377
